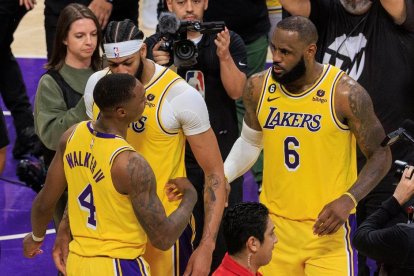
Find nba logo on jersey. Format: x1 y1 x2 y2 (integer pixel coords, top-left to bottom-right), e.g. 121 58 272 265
186 70 205 99
113 47 120 58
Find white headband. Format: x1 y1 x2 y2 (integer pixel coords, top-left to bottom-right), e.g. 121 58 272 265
103 39 144 58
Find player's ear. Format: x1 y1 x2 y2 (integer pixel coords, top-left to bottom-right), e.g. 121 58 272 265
140 43 147 59
305 43 317 58
115 106 127 118
246 236 259 253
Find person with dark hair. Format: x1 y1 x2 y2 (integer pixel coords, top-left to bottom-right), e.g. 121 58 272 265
213 202 277 276
353 166 414 276
23 73 197 275
54 19 228 276
44 0 139 60
34 3 101 228
0 106 9 174
224 16 391 275
280 1 414 274
145 0 248 273
0 0 38 159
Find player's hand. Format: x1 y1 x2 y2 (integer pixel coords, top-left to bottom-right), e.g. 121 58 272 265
165 182 183 201
183 243 214 276
52 221 71 275
88 0 113 29
19 0 36 10
167 177 196 197
214 27 231 61
393 166 414 205
313 195 355 236
152 40 171 66
23 233 44 258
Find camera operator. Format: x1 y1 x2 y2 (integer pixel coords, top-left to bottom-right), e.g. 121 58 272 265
353 166 414 276
145 0 248 273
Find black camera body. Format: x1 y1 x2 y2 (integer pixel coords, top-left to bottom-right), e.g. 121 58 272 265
158 12 225 68
16 157 47 193
394 160 410 178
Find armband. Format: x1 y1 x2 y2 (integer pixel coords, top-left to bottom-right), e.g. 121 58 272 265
343 192 358 207
31 232 45 242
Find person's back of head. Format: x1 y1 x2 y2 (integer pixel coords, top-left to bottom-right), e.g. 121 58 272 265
47 3 102 71
223 202 269 255
93 73 139 112
221 202 276 272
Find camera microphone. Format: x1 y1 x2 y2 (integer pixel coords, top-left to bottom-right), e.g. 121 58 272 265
381 119 414 147
158 12 180 35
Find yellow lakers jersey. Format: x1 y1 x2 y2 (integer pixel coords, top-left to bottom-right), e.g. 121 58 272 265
92 67 187 215
64 121 147 258
257 65 357 221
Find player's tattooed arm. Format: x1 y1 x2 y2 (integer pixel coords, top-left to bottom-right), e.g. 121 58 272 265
187 129 227 246
243 71 267 131
185 128 227 275
201 173 221 244
336 75 392 202
115 151 197 250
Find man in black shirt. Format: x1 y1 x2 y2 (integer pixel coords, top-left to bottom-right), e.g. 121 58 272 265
353 166 414 276
146 0 248 274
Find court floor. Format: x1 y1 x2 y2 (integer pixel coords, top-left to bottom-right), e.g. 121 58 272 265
0 57 57 275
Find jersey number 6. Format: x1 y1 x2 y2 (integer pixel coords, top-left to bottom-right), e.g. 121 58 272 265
284 136 300 171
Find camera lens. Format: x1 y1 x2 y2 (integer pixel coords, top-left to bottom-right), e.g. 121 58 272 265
175 40 196 60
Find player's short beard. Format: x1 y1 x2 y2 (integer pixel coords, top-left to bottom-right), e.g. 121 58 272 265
272 57 306 85
135 58 144 81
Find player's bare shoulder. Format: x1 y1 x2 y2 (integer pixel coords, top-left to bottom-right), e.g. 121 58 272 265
243 70 268 112
335 73 373 123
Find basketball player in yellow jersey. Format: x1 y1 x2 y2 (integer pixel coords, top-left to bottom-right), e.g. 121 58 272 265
224 16 392 275
23 74 197 276
55 20 227 276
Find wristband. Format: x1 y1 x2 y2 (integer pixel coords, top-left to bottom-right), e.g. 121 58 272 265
343 192 358 207
31 232 45 242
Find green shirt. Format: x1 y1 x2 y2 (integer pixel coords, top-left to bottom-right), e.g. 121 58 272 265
34 64 94 150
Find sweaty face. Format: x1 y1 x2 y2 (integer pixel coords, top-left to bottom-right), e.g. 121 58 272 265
107 52 141 77
125 81 146 123
64 18 98 64
167 0 208 21
272 56 306 85
270 28 308 85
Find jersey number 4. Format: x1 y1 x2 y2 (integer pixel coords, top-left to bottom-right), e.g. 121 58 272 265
284 136 300 171
78 184 97 229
